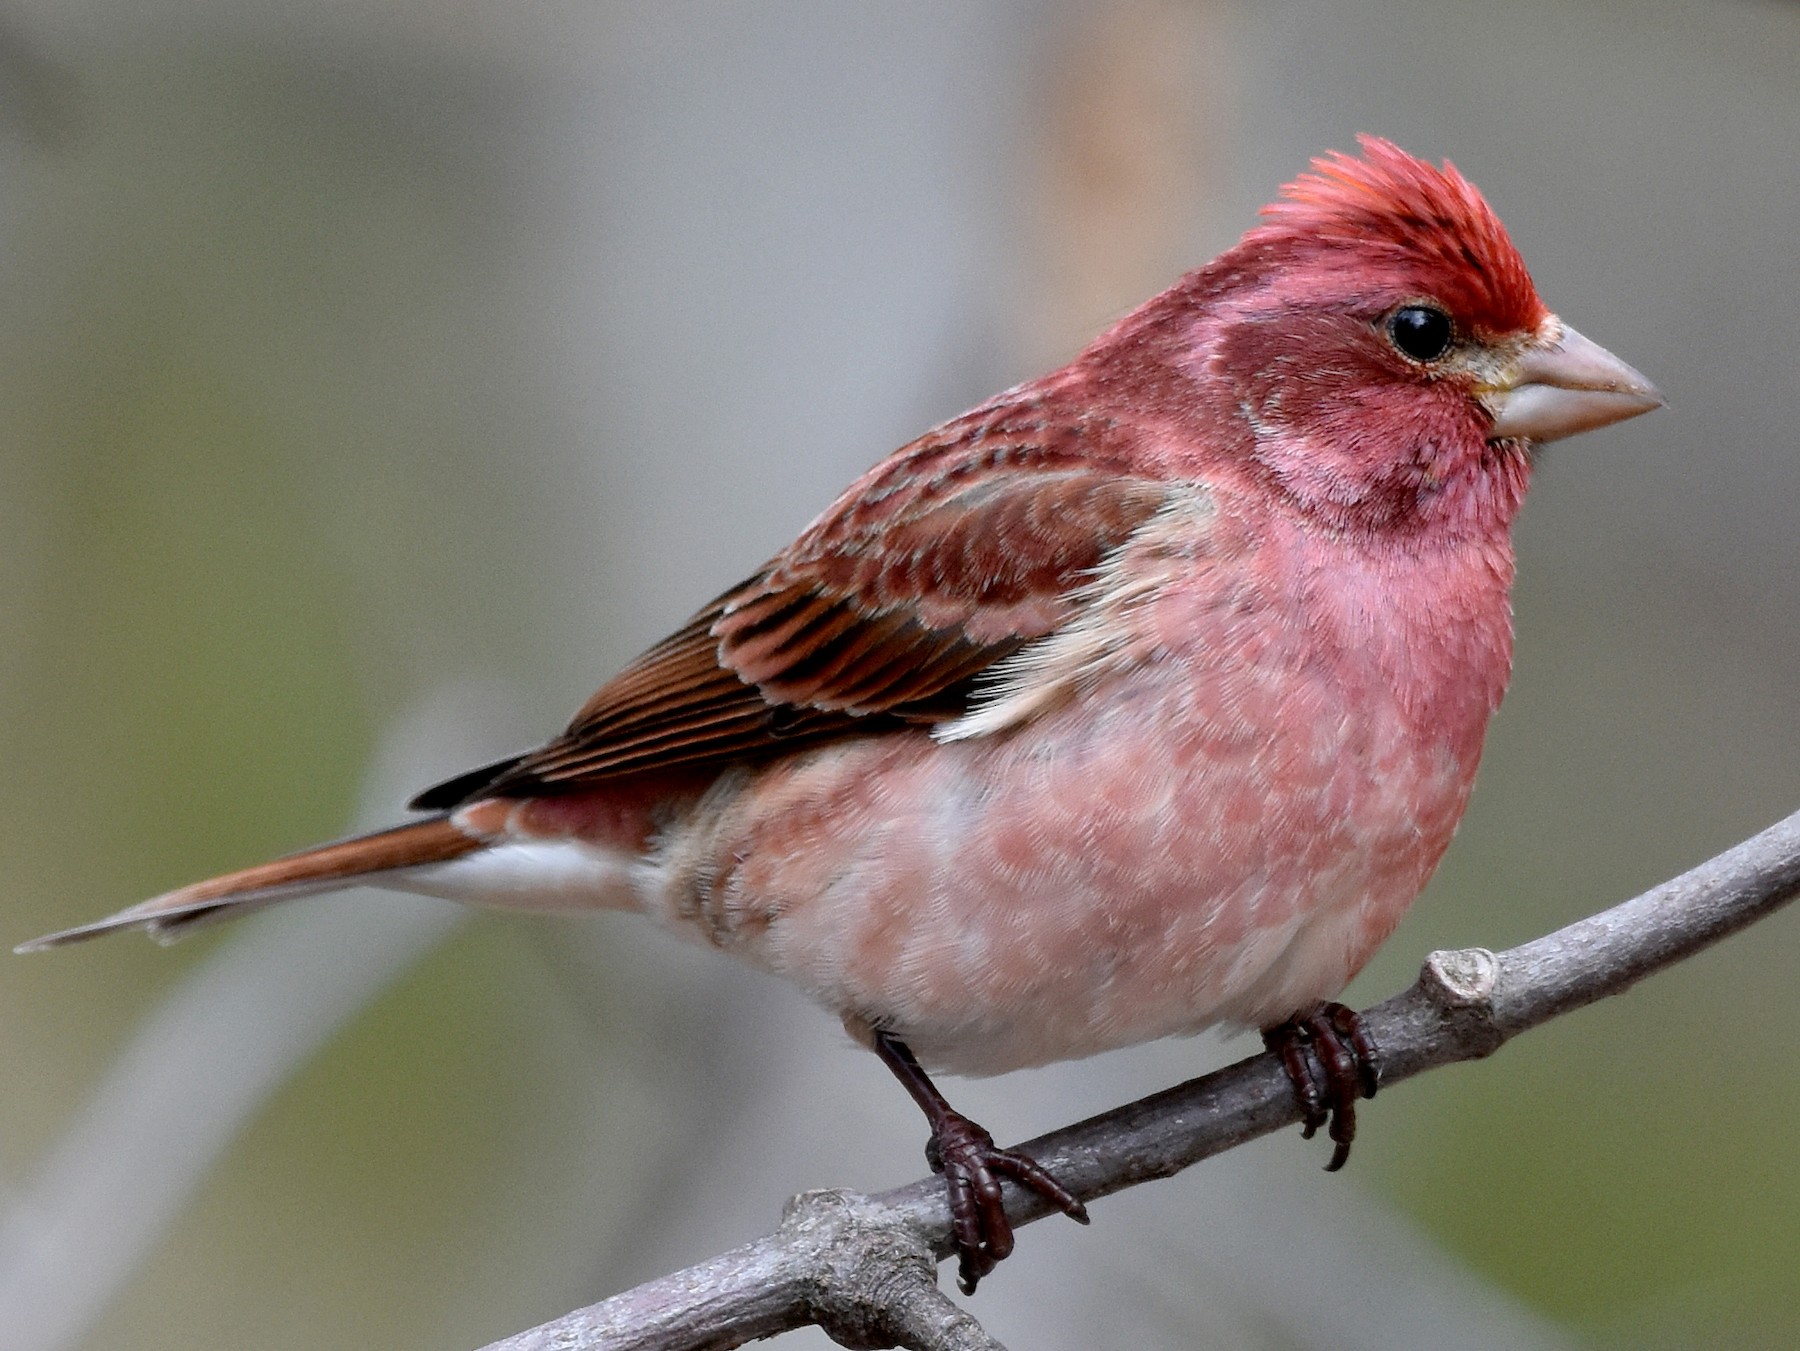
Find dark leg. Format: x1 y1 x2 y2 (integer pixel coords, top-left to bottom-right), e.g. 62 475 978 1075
1261 1002 1381 1172
872 1030 1089 1294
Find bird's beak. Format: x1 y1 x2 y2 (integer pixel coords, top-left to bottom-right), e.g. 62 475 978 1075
1484 321 1663 443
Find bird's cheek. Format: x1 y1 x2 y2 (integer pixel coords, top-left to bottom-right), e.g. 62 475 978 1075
1251 424 1379 516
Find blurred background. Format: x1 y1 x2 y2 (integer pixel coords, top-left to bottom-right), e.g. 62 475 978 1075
1 2 1796 1348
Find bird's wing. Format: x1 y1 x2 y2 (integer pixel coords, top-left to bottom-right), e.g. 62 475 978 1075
414 416 1170 805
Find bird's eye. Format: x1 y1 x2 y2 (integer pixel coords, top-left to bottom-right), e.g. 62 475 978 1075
1387 305 1454 362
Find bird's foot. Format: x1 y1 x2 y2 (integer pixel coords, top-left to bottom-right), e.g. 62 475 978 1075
1262 1002 1381 1171
925 1110 1089 1295
871 1029 1088 1292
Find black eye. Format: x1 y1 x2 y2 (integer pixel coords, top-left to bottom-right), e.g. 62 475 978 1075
1387 305 1454 362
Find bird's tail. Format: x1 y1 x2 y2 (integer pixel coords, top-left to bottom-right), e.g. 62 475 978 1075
15 816 485 952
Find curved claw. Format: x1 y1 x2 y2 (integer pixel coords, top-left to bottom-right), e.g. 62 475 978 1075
930 1111 1087 1294
873 1029 1088 1293
1263 1002 1382 1171
987 1150 1090 1226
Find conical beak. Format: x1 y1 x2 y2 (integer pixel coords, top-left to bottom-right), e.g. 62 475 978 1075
1485 322 1663 443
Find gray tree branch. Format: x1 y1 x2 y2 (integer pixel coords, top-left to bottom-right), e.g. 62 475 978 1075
481 805 1800 1351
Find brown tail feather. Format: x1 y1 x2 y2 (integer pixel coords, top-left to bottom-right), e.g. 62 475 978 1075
15 816 485 952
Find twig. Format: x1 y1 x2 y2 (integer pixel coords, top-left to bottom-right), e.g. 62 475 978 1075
483 1190 1002 1351
480 805 1800 1351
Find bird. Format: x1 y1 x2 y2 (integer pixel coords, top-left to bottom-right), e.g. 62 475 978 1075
19 137 1662 1293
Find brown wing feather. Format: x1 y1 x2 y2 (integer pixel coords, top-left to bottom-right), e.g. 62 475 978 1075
436 402 1171 802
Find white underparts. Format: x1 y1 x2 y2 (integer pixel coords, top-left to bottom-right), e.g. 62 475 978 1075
401 839 639 912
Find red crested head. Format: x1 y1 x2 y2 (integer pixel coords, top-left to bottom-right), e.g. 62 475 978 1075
1246 136 1546 337
1076 138 1657 541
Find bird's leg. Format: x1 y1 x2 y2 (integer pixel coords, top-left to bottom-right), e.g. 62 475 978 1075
871 1030 1089 1294
1261 1002 1381 1172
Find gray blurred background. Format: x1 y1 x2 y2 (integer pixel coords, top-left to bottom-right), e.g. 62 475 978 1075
1 2 1796 1348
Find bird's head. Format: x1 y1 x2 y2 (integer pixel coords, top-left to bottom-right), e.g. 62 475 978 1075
1107 137 1662 537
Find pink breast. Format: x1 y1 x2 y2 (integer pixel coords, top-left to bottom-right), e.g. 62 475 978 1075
660 529 1501 1075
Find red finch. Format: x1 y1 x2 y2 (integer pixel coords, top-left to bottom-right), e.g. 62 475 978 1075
22 138 1661 1292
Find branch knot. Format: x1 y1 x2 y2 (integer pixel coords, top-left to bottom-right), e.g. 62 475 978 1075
1413 947 1506 1059
781 1189 998 1350
1420 947 1498 1007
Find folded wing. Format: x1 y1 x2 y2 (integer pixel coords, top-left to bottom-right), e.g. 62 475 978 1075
416 407 1171 805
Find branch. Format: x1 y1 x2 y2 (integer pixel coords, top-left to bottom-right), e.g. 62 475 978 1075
481 806 1800 1351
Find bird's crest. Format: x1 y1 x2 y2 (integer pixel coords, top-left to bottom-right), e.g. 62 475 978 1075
1248 136 1546 335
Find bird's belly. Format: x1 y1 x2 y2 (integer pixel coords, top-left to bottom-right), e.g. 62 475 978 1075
648 658 1479 1077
